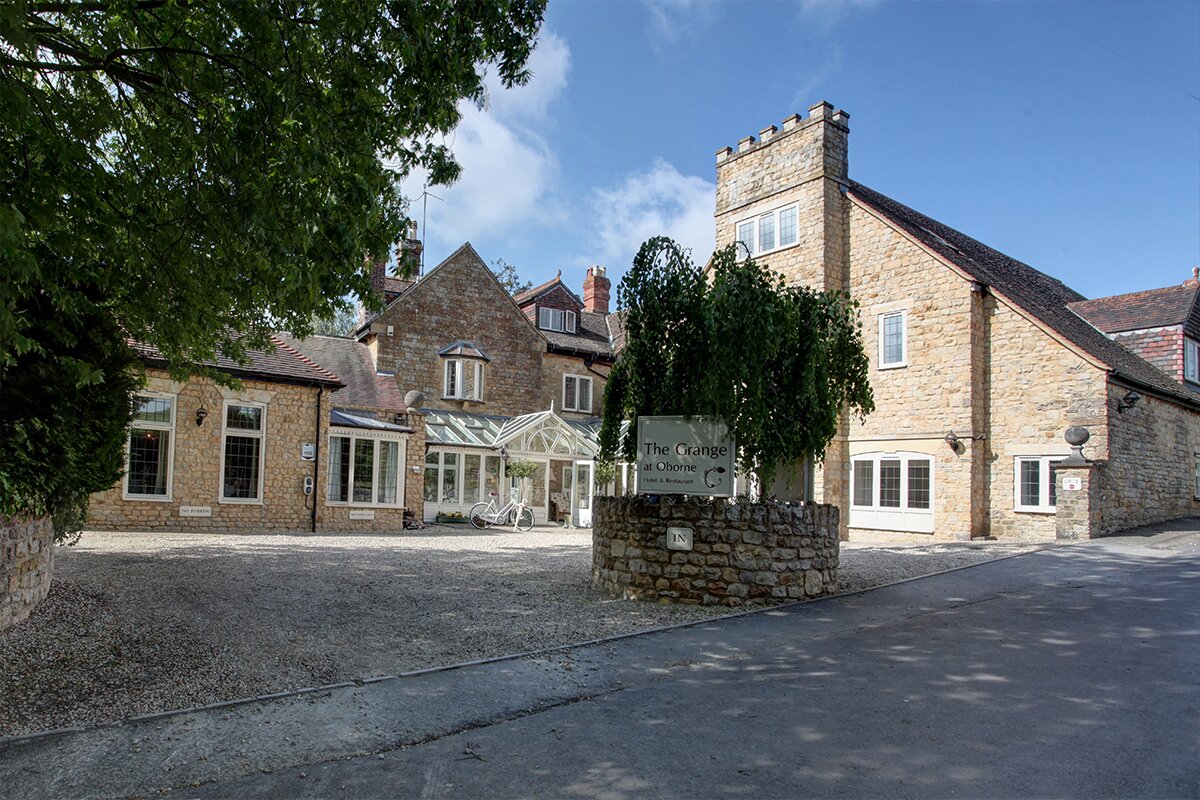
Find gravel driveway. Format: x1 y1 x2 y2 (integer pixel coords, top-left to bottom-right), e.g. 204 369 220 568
0 527 1040 739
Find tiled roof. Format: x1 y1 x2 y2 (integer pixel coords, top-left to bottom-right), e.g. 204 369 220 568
847 182 1200 409
131 334 343 388
382 276 415 300
275 333 406 410
542 312 616 360
513 274 584 308
1068 283 1199 334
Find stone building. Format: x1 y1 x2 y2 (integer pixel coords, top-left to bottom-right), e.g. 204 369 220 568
715 101 1200 541
89 245 620 532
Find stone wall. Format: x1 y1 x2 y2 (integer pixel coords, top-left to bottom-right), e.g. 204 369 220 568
592 496 840 606
89 373 325 533
540 353 608 419
1 515 54 631
373 246 547 419
1101 386 1200 534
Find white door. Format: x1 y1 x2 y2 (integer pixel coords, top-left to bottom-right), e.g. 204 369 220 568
573 460 594 528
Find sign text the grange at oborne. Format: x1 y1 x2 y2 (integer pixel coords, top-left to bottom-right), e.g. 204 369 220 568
636 416 736 497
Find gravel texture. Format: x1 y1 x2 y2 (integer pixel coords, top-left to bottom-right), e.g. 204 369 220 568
0 527 1041 739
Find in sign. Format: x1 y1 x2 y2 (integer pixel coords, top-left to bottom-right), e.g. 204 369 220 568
666 527 693 551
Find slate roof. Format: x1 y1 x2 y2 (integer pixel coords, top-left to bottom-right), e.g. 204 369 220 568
847 181 1200 409
1068 283 1200 334
541 311 616 360
131 335 343 388
275 333 406 410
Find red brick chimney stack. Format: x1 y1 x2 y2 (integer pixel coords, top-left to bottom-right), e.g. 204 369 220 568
583 265 610 314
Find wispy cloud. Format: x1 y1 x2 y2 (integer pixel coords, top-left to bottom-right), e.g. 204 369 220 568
401 32 571 248
590 159 716 275
790 43 843 111
642 0 719 52
795 0 882 33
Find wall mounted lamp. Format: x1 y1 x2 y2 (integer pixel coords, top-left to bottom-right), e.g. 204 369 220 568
195 407 209 426
943 431 986 453
1117 390 1142 414
499 445 510 463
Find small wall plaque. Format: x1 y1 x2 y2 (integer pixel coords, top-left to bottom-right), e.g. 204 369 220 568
179 506 212 517
666 526 693 551
301 443 316 461
1062 477 1083 492
349 509 375 520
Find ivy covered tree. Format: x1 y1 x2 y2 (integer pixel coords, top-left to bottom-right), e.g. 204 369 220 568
0 0 545 532
599 237 875 495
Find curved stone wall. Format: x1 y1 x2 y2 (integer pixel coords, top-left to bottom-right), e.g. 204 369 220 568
592 496 840 606
1 515 55 631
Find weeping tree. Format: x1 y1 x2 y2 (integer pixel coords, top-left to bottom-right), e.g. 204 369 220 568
599 237 874 496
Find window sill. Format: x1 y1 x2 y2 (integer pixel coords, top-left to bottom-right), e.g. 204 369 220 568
878 362 907 371
122 493 172 503
737 241 799 261
326 502 406 509
1013 507 1056 515
219 498 264 505
441 396 484 403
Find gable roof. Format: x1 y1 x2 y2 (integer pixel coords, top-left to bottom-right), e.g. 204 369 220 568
132 334 343 388
513 272 584 309
275 333 405 409
847 181 1200 409
1068 283 1200 334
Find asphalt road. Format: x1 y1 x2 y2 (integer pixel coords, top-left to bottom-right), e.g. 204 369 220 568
2 527 1197 799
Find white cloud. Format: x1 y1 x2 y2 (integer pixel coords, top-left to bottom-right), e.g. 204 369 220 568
401 32 570 248
591 159 716 273
642 0 719 51
795 0 882 32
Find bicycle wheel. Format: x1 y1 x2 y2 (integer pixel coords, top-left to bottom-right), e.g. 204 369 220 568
468 502 494 529
515 507 535 532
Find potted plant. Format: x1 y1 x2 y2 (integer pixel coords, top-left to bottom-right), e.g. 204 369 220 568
435 511 467 524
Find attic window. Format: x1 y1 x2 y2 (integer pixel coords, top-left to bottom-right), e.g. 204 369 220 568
539 307 576 333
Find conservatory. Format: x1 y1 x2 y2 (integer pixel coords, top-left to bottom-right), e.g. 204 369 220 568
421 409 599 526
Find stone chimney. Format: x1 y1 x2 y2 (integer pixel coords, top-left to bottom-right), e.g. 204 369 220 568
1185 266 1199 287
397 220 423 277
583 266 610 314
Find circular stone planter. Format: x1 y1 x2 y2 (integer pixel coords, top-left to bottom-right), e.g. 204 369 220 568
592 495 840 606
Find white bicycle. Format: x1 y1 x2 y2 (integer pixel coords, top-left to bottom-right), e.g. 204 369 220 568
469 492 535 531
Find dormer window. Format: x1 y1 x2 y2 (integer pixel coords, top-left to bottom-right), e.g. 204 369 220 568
539 307 576 333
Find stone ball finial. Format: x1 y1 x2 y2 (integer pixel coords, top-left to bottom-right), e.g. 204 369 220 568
404 390 426 410
1064 426 1090 446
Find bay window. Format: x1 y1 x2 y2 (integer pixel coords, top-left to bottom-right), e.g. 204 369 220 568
443 358 484 400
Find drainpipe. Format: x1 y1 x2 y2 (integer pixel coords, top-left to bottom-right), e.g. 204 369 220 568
312 387 323 533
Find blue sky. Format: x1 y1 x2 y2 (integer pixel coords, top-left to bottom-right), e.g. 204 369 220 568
401 0 1199 302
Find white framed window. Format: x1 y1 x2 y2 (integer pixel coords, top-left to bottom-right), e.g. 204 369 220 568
879 310 907 369
538 307 577 333
220 401 266 503
444 359 463 399
563 375 593 413
849 452 934 533
1014 456 1063 513
443 358 484 400
124 392 176 501
1194 452 1200 500
1185 338 1199 383
327 430 405 506
734 203 800 258
473 361 485 401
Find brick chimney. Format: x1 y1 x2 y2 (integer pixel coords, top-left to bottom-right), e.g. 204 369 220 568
583 266 610 314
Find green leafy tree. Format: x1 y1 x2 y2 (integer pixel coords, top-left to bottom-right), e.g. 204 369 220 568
599 237 875 495
310 302 361 337
0 0 545 533
491 258 532 295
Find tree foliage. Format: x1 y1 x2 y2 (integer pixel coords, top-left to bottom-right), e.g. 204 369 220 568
491 258 532 296
0 0 545 530
599 237 874 494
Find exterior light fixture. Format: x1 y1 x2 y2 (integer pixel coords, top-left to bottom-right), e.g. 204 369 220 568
499 445 510 463
1117 391 1142 414
195 407 209 426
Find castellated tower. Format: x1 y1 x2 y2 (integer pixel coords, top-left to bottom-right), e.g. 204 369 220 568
714 101 850 293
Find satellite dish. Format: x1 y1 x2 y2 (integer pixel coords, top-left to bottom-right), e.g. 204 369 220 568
404 390 426 410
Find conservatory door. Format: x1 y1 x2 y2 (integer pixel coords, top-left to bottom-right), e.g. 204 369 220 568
573 460 594 528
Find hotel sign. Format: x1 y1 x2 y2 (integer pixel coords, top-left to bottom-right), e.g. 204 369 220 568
636 416 736 497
